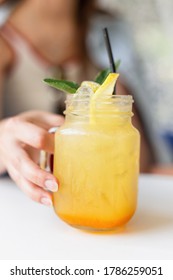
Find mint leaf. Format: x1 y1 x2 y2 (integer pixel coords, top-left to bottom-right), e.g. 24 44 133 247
95 68 111 85
95 60 121 85
43 78 79 94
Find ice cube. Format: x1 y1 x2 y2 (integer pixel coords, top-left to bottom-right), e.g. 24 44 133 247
75 85 94 98
67 86 94 111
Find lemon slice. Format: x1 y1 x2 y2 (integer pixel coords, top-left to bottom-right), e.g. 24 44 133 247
90 73 119 122
92 73 119 100
81 81 100 93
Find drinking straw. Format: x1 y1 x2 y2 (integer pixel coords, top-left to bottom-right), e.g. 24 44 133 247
103 28 116 72
103 27 116 94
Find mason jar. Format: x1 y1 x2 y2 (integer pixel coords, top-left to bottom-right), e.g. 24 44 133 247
53 95 140 231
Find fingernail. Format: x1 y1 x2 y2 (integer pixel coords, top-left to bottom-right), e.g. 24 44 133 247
40 197 52 207
45 180 58 192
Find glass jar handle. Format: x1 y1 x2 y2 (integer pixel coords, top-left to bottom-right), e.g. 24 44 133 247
39 126 59 172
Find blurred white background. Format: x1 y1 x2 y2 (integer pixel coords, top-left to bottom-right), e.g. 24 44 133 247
97 0 173 131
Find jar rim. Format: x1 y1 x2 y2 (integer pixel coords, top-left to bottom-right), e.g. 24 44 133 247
91 95 133 104
64 94 134 118
66 94 133 104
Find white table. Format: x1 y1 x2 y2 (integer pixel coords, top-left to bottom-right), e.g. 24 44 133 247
0 175 173 260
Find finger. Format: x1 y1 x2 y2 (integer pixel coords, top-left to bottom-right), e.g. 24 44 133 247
6 144 58 192
32 112 64 129
20 111 64 129
17 176 53 206
13 120 55 153
8 160 52 203
20 150 59 191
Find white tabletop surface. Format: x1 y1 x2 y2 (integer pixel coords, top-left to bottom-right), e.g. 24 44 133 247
0 174 173 260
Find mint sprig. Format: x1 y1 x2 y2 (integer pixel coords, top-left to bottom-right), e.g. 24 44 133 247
44 78 79 94
43 59 121 94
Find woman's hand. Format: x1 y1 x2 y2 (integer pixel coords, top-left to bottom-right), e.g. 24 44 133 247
0 110 64 206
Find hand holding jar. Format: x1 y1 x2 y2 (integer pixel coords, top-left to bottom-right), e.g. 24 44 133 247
0 110 64 206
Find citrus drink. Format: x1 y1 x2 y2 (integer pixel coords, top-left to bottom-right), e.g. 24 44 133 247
53 115 139 229
53 74 140 230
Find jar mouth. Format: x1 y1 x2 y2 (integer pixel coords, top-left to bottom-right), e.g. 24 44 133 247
92 95 133 105
66 95 133 104
65 95 133 117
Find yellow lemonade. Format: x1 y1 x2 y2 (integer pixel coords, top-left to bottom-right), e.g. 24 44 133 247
53 92 140 230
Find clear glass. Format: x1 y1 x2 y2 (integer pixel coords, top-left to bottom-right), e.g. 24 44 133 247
53 95 140 231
